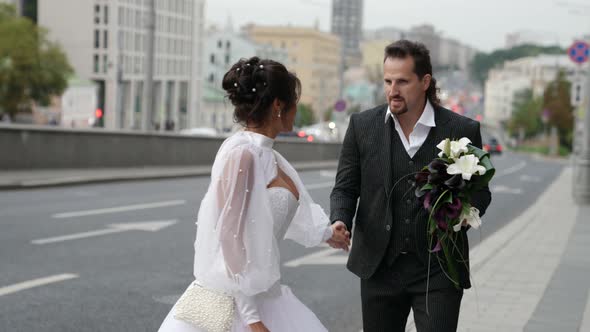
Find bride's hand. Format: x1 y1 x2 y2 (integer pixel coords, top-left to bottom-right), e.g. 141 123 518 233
249 321 270 332
327 221 351 251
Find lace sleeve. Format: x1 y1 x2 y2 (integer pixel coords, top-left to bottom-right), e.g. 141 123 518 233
193 145 281 297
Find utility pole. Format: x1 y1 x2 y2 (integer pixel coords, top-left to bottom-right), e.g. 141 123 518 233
555 1 590 204
141 0 155 131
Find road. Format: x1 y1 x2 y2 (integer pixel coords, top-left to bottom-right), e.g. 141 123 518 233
0 151 566 331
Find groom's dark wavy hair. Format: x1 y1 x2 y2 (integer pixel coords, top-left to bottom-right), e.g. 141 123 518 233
383 40 441 107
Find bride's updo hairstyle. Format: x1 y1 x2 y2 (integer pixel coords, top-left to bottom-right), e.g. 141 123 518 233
222 56 301 126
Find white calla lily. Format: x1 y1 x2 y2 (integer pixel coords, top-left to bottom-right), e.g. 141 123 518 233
449 138 471 159
454 207 482 232
446 154 486 180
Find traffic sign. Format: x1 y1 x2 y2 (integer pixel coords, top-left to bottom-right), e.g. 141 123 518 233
334 99 346 112
568 41 589 64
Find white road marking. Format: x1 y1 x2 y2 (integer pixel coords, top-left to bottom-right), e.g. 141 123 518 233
319 170 337 178
495 160 527 178
305 182 334 191
52 200 186 219
491 185 523 194
31 220 177 245
520 175 541 182
0 274 79 297
284 247 348 267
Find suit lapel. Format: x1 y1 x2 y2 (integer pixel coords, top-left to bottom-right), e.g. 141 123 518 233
381 107 394 198
429 106 453 155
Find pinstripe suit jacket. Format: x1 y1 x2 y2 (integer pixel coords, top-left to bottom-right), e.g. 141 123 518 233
330 104 492 287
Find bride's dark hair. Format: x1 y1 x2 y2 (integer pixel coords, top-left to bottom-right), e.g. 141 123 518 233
222 56 301 126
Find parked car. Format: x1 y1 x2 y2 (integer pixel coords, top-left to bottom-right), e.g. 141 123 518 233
483 137 503 155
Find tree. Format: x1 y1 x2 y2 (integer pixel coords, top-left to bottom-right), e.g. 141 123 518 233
295 104 316 128
322 108 332 122
470 44 564 86
0 4 72 119
543 70 574 148
507 89 543 138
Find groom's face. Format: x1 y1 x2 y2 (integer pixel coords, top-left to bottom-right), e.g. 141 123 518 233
383 56 428 116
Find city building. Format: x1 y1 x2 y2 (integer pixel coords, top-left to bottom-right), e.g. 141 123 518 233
37 0 205 131
201 25 288 131
243 25 342 118
331 0 363 68
60 77 98 129
362 24 477 74
484 54 588 127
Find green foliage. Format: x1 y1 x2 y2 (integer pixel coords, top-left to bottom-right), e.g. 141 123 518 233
543 71 574 148
295 103 316 127
470 44 564 85
507 89 544 138
322 108 332 122
0 4 73 118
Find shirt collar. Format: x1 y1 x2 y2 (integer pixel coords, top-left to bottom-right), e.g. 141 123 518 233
242 130 275 149
385 100 436 128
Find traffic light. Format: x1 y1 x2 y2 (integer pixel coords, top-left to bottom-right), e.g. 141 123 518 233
94 108 104 127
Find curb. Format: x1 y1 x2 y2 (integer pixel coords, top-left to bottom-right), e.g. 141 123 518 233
0 161 339 189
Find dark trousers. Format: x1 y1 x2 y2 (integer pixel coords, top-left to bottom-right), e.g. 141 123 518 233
361 253 464 332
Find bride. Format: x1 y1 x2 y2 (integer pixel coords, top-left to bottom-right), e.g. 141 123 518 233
158 57 350 332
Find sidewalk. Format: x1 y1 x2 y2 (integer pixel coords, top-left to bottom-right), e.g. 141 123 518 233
405 166 590 331
0 160 338 189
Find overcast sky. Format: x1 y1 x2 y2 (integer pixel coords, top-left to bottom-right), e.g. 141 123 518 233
206 0 590 52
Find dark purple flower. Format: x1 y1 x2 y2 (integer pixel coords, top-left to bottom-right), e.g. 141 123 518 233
415 170 430 186
445 197 463 220
432 240 442 252
427 159 451 185
423 192 433 210
444 174 466 191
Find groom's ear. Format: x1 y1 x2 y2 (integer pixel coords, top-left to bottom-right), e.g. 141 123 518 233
421 74 432 92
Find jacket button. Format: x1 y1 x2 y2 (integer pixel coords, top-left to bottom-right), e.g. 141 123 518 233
405 218 411 224
385 225 391 231
409 160 414 166
406 199 412 205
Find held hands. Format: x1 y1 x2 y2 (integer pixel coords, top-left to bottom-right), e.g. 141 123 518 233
327 221 351 252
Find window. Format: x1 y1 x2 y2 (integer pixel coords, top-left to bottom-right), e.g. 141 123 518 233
103 55 108 73
94 30 100 48
135 34 141 51
226 41 231 49
104 5 109 24
93 54 100 73
225 54 230 65
136 11 141 27
94 5 100 24
210 54 215 64
103 30 108 49
118 7 124 25
217 40 222 48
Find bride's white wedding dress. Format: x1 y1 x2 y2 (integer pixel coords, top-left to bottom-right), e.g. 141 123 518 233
158 131 330 332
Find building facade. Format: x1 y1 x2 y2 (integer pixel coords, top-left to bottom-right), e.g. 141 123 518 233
201 27 288 132
484 54 588 127
244 25 342 118
331 0 363 68
38 0 205 131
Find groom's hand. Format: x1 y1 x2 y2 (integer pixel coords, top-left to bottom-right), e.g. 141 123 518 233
327 221 350 252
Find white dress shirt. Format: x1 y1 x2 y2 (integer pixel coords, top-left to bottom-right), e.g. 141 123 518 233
385 100 436 158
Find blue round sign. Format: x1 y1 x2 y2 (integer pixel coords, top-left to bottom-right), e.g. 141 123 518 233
568 41 589 64
334 99 346 112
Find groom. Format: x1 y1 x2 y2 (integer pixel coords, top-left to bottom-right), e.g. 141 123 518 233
328 40 492 331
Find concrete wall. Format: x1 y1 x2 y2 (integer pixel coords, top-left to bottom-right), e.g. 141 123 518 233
0 125 342 169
